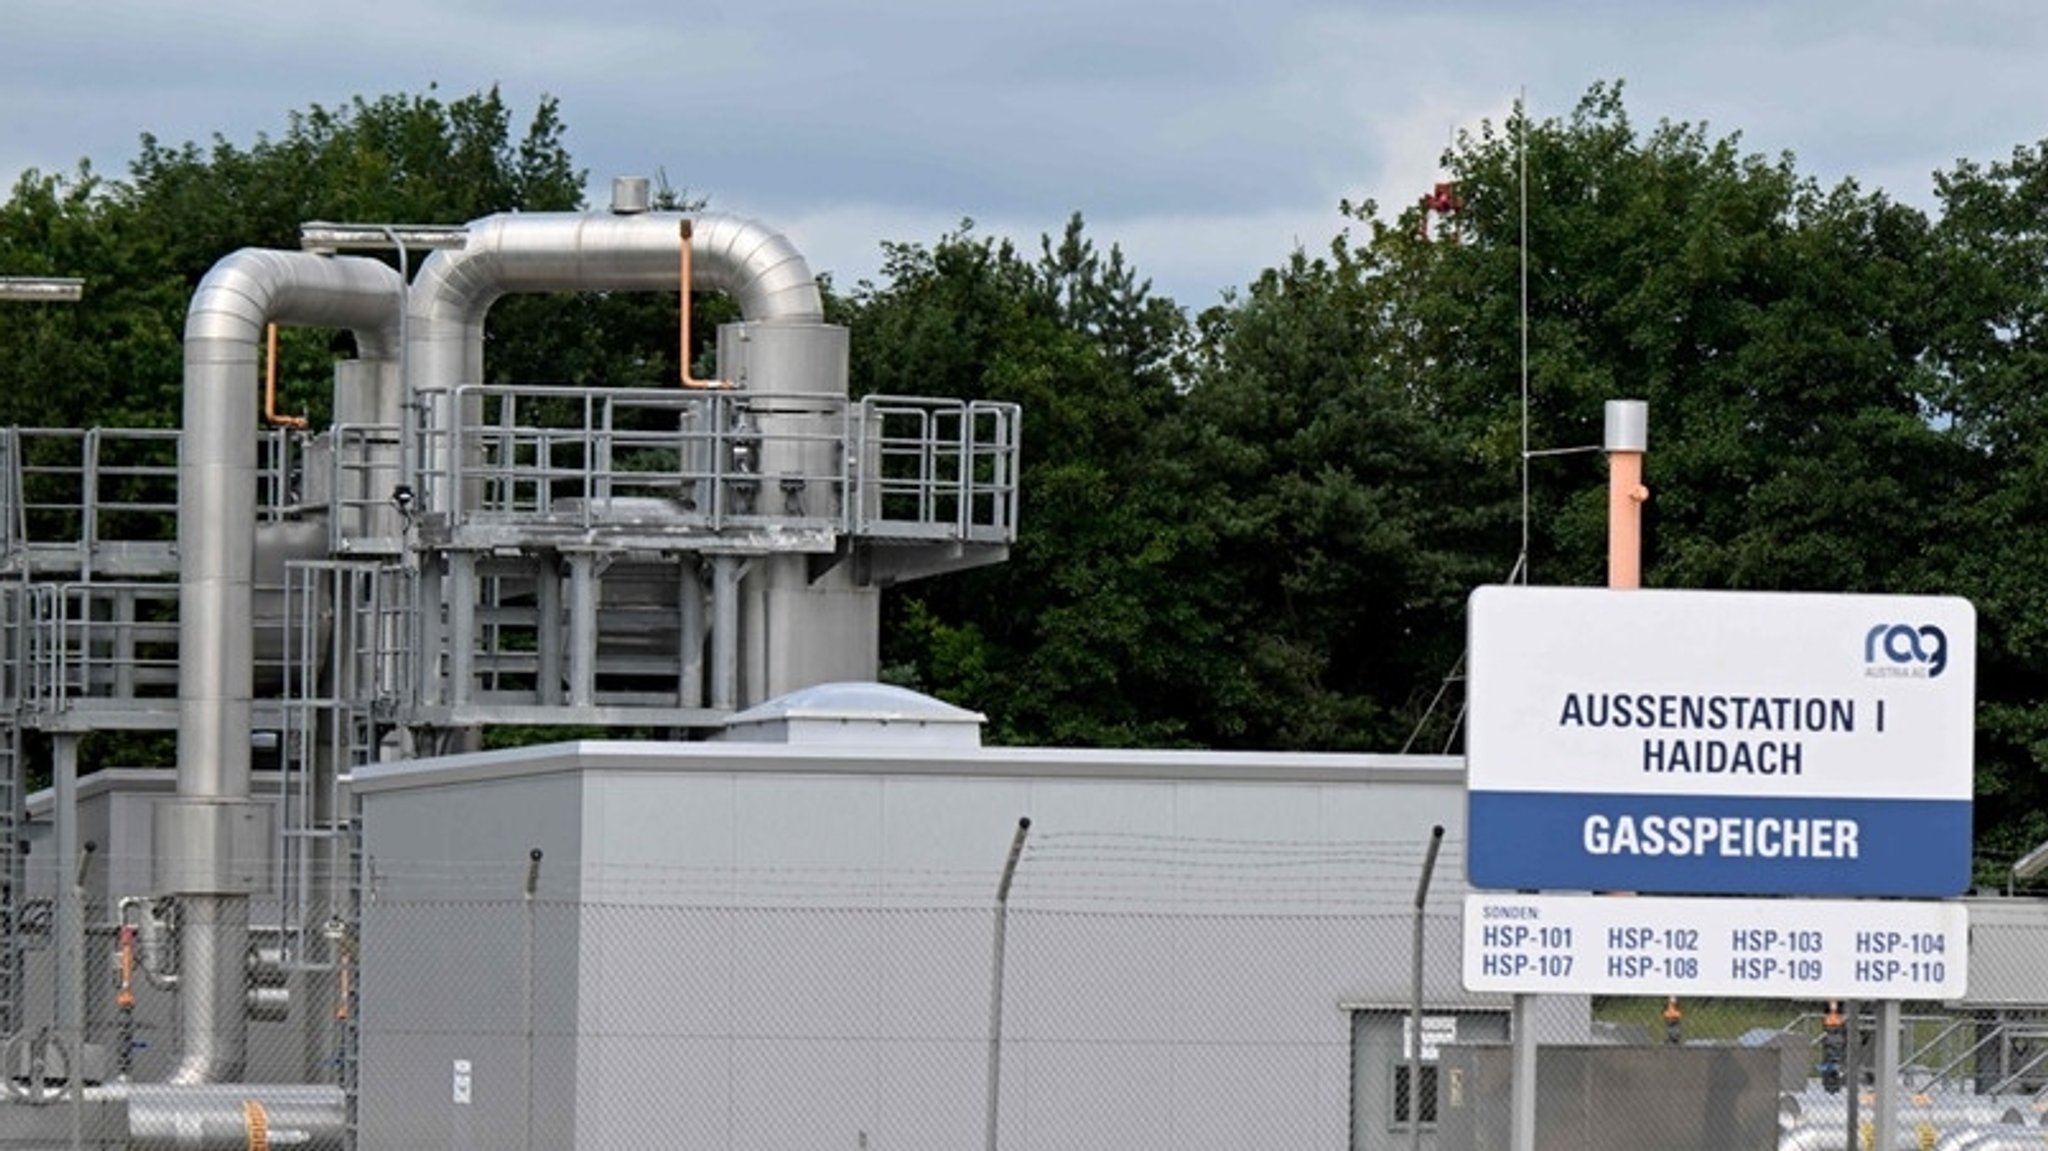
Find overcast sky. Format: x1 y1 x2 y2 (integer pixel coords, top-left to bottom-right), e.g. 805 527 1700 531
5 1 2047 308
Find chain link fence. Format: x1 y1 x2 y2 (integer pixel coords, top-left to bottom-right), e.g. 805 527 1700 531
5 835 2048 1148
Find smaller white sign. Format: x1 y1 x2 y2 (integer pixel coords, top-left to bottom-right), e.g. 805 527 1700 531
452 1058 472 1105
1402 1015 1458 1060
1463 893 1967 999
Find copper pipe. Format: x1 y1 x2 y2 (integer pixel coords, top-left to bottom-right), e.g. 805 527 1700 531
263 323 308 429
1607 448 1647 589
678 220 733 389
116 924 136 1010
243 1098 269 1151
336 958 351 1022
1605 400 1648 590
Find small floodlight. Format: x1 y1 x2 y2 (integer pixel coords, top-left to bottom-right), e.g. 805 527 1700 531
0 277 84 302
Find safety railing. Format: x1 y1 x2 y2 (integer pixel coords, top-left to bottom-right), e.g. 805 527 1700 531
321 423 405 554
855 397 1019 542
415 385 1021 547
0 578 23 711
279 560 411 968
1 428 179 572
19 581 182 711
0 426 305 573
0 431 18 564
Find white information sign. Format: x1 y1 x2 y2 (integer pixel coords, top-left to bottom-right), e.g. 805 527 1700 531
1402 1015 1458 1060
1466 586 1976 896
1462 893 1968 999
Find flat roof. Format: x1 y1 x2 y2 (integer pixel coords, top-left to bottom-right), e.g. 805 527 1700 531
350 740 1466 794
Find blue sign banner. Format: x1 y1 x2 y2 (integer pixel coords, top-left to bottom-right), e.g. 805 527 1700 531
1466 790 1973 897
1464 587 1977 898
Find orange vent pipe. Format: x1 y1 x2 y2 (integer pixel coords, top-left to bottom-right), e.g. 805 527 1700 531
263 323 308 429
678 220 733 389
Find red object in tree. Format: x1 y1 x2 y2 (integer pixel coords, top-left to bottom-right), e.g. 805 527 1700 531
1418 181 1464 241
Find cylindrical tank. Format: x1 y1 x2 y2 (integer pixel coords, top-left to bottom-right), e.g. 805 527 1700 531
716 321 849 522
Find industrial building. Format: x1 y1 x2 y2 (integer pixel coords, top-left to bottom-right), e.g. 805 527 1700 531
1 183 2046 1149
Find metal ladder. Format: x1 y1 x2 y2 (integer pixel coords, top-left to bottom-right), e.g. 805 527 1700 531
0 720 19 1039
279 561 399 950
0 580 24 1038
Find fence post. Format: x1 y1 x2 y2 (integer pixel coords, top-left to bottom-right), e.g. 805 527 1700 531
984 817 1032 1151
1410 825 1445 1151
522 848 542 1151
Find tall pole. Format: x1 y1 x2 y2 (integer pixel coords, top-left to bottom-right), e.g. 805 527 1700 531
522 848 542 1151
1409 825 1445 1151
1516 399 1650 1151
984 817 1032 1151
1874 1001 1901 1151
54 734 83 1150
1844 1000 1861 1148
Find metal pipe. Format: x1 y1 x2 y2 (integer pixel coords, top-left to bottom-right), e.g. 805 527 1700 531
537 557 563 705
678 219 733 389
984 816 1032 1151
53 735 84 1134
178 249 401 1084
120 896 178 990
1846 999 1862 1149
711 555 740 711
407 208 823 516
262 323 307 429
1604 399 1648 590
0 276 84 302
165 896 250 1085
678 556 703 708
245 986 290 1023
567 551 595 707
1876 1000 1902 1151
101 1082 347 1150
447 550 476 707
1408 824 1445 1151
182 250 401 799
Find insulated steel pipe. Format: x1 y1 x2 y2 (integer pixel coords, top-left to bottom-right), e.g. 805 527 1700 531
178 250 402 1084
109 1083 346 1150
407 209 823 514
182 251 402 802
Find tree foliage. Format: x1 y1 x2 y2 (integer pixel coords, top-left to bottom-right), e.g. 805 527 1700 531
848 216 1198 745
11 82 2048 874
0 86 588 431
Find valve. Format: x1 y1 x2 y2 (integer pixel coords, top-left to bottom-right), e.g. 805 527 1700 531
1819 1000 1846 1094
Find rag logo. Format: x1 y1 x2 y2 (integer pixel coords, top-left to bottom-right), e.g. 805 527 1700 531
1864 623 1947 679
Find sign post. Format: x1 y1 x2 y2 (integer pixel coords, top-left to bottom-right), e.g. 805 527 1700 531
1465 585 1976 1151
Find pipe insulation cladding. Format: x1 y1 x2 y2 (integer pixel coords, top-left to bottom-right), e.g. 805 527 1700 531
175 250 402 1084
168 210 826 1084
406 210 824 514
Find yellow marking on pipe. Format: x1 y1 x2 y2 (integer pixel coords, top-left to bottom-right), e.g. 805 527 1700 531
243 1098 269 1151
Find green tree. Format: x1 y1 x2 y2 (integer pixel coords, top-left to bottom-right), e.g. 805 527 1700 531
1406 83 1955 593
0 86 590 432
847 216 1200 745
1162 234 1508 751
1921 139 2048 876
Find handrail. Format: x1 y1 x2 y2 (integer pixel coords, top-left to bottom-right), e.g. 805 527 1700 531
423 384 1007 538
